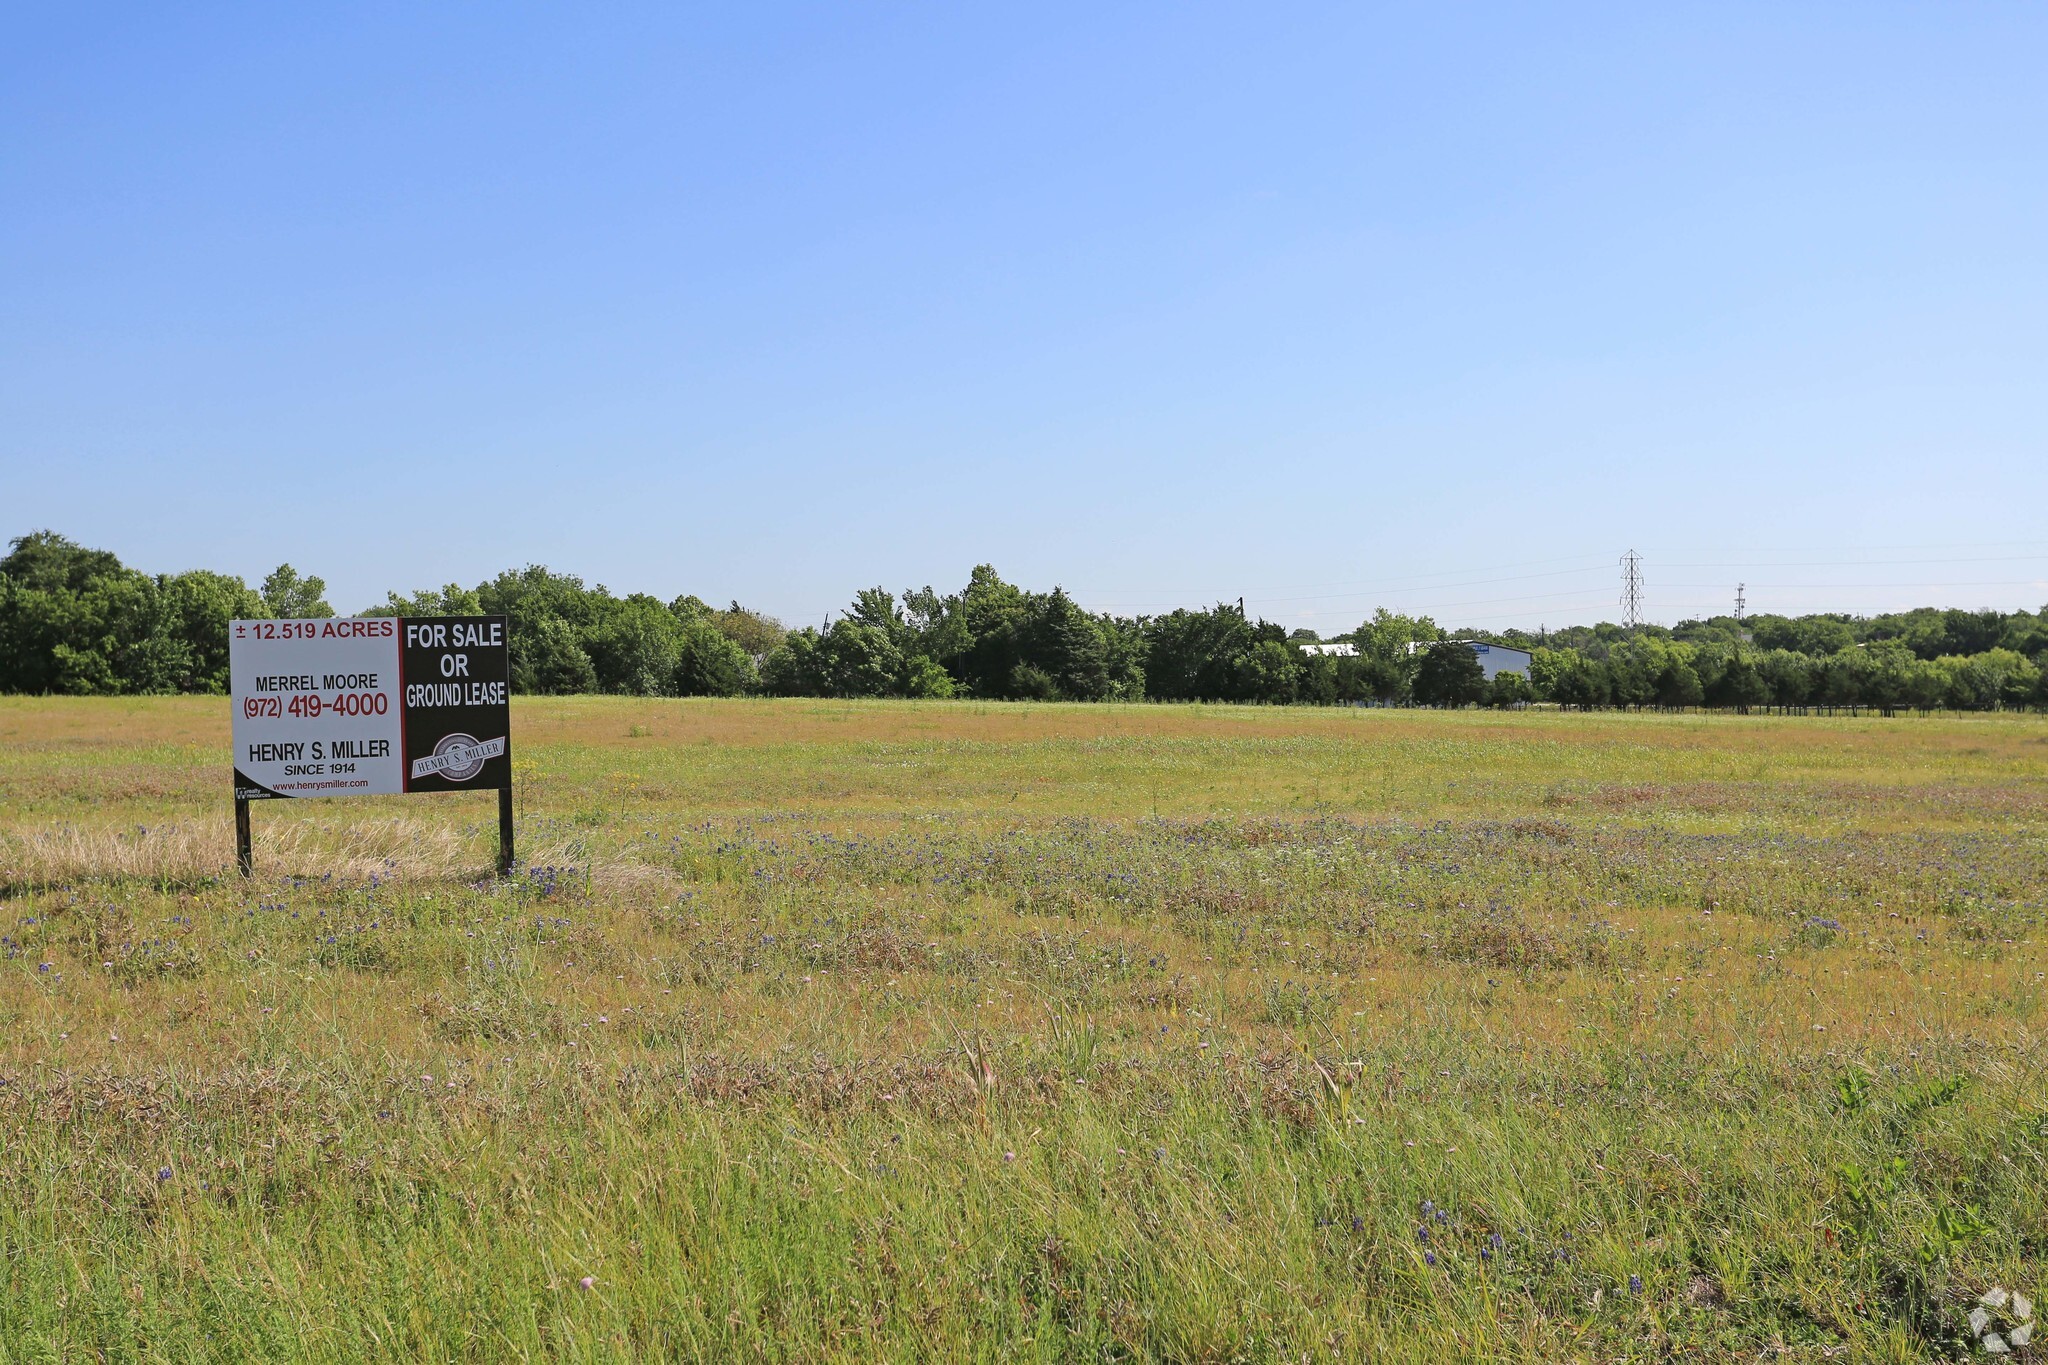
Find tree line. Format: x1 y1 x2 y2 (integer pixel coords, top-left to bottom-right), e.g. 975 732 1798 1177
4 530 2046 712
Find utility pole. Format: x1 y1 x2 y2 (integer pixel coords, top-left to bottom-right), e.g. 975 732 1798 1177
1620 550 1643 631
1237 596 1245 616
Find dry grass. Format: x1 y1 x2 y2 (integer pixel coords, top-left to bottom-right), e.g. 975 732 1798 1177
0 696 2044 1361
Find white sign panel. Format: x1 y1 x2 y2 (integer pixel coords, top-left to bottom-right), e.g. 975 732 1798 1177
230 618 405 797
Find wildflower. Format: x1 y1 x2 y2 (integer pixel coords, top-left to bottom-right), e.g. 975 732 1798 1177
156 1167 172 1182
578 1276 596 1291
1424 1251 1437 1267
1629 1274 1643 1294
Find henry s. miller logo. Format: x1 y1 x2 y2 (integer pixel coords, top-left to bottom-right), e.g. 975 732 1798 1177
412 733 506 782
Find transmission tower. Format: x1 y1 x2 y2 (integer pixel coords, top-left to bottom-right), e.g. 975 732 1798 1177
1620 549 1643 630
1734 583 1747 621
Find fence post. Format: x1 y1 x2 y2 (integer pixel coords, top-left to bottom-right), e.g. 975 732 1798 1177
235 797 253 877
498 783 515 878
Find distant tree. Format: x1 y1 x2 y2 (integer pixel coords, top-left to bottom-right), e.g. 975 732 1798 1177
368 582 484 617
818 619 903 697
1143 606 1257 701
1653 655 1705 708
517 615 598 694
1707 654 1770 711
1487 670 1534 707
479 565 609 632
1017 589 1113 700
1754 649 1814 707
0 530 125 592
260 564 333 618
1296 651 1340 704
1412 643 1487 707
673 617 755 696
1532 648 1609 708
586 596 687 695
478 565 610 693
1006 662 1060 700
0 534 179 695
902 655 957 699
759 629 829 697
953 566 1029 696
710 602 786 659
1350 609 1439 702
160 569 264 692
1605 639 1665 707
1815 647 1873 708
1235 639 1302 703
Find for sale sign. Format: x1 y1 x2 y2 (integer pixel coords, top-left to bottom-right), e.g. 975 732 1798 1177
230 616 510 799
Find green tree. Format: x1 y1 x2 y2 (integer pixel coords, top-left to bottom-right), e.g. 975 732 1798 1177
1754 649 1814 707
1532 649 1610 708
901 655 957 699
1350 609 1439 702
478 565 610 694
709 602 786 659
1707 653 1770 710
1142 606 1261 701
1412 643 1487 707
368 583 484 617
160 570 264 692
1488 670 1534 707
517 615 598 694
260 564 333 618
586 596 687 695
0 530 124 592
817 619 903 697
759 629 829 696
1653 655 1705 708
1235 639 1302 703
673 617 756 696
1017 589 1113 700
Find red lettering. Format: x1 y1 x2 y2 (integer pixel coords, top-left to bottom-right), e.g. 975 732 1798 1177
317 619 395 639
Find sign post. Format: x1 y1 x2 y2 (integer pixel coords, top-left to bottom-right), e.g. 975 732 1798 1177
229 616 514 877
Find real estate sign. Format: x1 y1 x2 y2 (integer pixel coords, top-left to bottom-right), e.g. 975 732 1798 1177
230 616 511 800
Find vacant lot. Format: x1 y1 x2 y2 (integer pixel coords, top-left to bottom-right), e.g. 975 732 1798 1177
0 697 2043 1362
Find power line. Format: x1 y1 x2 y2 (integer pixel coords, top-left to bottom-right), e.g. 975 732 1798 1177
1069 554 1611 600
1654 553 2048 570
1080 564 1615 610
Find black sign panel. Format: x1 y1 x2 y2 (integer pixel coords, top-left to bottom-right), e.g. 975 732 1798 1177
399 616 512 793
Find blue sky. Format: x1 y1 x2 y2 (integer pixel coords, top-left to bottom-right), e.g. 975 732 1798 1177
4 3 2045 630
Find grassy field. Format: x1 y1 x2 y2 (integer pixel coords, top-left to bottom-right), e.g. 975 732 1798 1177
0 696 2044 1362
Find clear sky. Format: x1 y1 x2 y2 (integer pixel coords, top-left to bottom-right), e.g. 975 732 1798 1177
4 4 2045 631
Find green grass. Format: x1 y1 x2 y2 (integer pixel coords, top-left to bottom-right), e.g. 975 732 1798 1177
0 697 2043 1361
